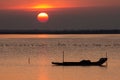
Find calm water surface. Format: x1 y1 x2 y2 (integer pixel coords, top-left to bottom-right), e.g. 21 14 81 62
0 34 120 80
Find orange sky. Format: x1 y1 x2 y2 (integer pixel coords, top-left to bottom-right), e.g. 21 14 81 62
0 0 120 9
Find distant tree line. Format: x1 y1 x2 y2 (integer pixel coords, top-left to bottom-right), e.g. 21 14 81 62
0 29 120 34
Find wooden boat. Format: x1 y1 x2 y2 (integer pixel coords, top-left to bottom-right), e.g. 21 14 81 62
52 58 107 66
52 51 108 66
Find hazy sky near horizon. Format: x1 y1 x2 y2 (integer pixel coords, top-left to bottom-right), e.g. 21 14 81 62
0 0 120 31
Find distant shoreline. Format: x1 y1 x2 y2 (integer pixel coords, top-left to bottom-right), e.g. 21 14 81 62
0 30 120 34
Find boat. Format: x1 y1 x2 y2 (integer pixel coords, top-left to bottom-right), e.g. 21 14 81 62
52 58 107 66
52 51 108 66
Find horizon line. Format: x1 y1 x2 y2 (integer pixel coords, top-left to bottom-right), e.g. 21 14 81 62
0 29 120 34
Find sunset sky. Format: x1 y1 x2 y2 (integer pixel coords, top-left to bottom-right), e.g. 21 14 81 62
1 0 120 9
0 0 120 31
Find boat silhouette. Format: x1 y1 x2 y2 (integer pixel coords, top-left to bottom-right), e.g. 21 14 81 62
52 51 108 66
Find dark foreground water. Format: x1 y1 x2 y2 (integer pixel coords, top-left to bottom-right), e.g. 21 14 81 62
0 34 120 80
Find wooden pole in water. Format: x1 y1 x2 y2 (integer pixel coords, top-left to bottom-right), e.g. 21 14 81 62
106 52 108 66
106 52 108 58
28 57 30 64
63 51 64 63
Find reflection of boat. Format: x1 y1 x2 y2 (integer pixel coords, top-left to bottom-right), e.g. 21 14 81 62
52 51 108 66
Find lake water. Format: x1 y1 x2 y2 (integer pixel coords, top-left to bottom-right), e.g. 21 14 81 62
0 34 120 80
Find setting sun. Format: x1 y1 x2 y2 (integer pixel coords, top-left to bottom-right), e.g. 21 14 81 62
37 12 49 23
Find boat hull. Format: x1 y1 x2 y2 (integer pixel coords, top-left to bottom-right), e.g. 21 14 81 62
52 62 102 66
